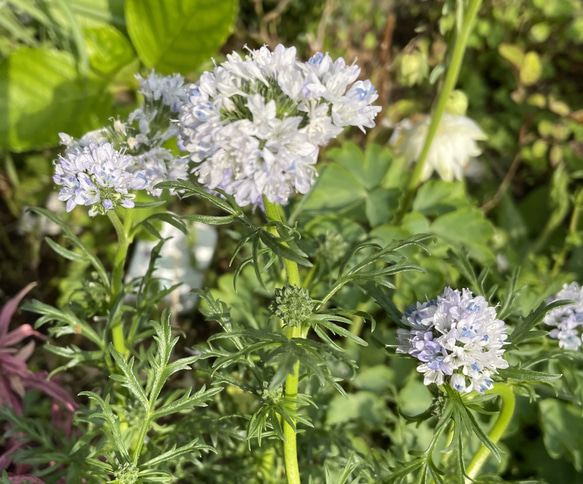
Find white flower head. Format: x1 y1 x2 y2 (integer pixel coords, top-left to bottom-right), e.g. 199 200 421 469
179 44 381 207
543 282 583 350
396 287 508 394
391 113 487 182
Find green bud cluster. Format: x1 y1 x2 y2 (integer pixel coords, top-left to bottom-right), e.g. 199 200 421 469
115 462 140 484
259 381 284 404
271 284 314 328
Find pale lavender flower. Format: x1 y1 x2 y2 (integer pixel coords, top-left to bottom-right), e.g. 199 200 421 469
179 44 381 207
543 282 583 350
397 287 508 394
53 142 146 216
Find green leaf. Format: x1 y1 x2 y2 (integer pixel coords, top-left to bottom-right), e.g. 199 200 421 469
330 142 392 190
540 399 583 471
125 0 238 75
0 47 111 151
84 25 135 76
498 368 561 383
498 43 524 69
109 345 149 410
302 163 367 213
29 207 109 287
509 299 573 345
412 180 469 216
326 391 386 426
520 51 543 86
44 237 91 264
431 207 494 251
365 187 400 227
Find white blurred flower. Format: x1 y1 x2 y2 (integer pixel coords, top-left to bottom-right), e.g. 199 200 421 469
390 113 487 182
179 44 381 207
396 287 508 394
125 221 218 314
543 282 583 350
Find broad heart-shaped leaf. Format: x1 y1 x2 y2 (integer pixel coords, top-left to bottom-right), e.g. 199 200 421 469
0 47 112 151
126 0 238 75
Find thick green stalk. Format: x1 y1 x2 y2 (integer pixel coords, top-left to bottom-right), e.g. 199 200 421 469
107 210 134 357
465 383 515 482
263 197 302 484
395 0 482 224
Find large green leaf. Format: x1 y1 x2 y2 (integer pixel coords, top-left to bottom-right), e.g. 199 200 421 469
431 207 495 252
125 0 237 75
0 47 112 151
85 25 136 76
540 399 583 471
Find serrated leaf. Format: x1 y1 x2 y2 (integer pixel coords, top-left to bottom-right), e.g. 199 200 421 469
109 345 149 409
125 0 237 75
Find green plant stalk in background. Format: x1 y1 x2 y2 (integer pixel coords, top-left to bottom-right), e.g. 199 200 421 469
465 383 516 482
263 197 302 484
395 0 482 224
107 209 135 358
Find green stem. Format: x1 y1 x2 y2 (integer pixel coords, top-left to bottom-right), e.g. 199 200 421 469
551 189 583 278
107 210 134 357
263 197 301 484
465 383 515 482
394 0 482 224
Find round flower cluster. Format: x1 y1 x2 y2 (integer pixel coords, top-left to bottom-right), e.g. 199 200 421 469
179 44 381 207
53 141 147 216
396 287 508 394
543 282 583 350
54 71 191 214
390 113 486 182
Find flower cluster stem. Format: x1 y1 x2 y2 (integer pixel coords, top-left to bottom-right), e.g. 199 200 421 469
465 383 515 482
395 0 482 224
107 210 135 358
263 197 302 484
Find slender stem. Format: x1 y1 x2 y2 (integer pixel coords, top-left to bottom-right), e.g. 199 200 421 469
263 197 302 484
551 189 583 278
394 0 482 224
465 383 515 482
107 210 134 357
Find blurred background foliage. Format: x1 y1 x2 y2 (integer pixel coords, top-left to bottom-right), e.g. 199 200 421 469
1 0 583 482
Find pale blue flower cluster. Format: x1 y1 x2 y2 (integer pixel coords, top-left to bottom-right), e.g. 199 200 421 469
54 72 191 214
53 142 146 216
179 44 381 207
543 282 583 350
397 287 508 394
